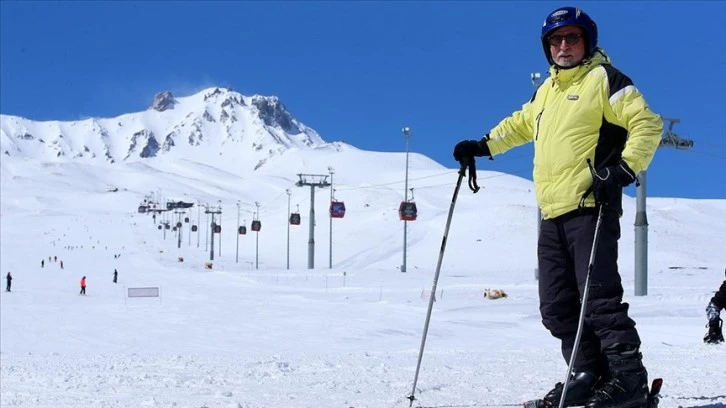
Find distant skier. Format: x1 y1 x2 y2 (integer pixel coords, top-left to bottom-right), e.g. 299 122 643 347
54 255 57 262
60 260 64 269
41 259 45 268
79 276 86 295
704 268 726 344
113 269 118 284
5 272 11 292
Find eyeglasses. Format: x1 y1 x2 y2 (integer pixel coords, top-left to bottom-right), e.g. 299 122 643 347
547 33 582 46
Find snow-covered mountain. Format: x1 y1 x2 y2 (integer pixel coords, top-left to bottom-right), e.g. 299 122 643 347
0 87 336 172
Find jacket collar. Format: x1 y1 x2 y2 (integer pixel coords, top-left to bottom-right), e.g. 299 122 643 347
548 49 610 86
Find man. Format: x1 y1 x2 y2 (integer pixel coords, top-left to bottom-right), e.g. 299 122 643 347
113 269 118 284
703 268 726 344
5 272 11 292
453 7 662 408
79 276 86 295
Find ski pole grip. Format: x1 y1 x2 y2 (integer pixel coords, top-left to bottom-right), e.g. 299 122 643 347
458 157 480 193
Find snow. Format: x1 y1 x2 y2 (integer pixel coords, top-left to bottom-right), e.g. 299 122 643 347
1 145 725 408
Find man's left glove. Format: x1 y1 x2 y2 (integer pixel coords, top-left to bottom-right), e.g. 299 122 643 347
453 137 491 162
592 160 638 204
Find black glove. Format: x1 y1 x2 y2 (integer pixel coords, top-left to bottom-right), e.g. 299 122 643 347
453 136 491 162
592 160 637 204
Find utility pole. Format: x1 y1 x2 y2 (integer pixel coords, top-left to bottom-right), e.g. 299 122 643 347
236 200 241 264
286 189 291 270
634 118 694 296
205 204 221 261
530 72 543 281
296 173 331 269
196 200 201 248
205 206 209 252
402 127 411 273
188 208 192 246
328 166 334 269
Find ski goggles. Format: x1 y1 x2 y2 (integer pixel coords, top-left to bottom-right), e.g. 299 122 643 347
547 33 582 46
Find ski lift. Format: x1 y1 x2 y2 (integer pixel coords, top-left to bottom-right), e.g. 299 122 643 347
238 225 247 235
251 220 262 232
330 201 346 219
214 224 222 234
399 202 418 221
157 225 162 230
399 188 417 221
191 225 198 232
176 222 182 228
138 205 147 213
172 226 177 232
184 217 190 223
289 212 301 225
165 223 170 230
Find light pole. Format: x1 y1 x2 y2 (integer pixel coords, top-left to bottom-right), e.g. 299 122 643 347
196 200 201 248
286 189 291 270
328 166 334 269
531 72 543 280
236 200 241 264
205 205 209 252
401 127 411 273
255 201 260 270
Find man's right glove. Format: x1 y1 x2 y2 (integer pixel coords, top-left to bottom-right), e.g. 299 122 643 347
592 160 637 205
453 136 491 162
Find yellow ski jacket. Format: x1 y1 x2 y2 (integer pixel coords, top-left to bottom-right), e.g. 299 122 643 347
486 49 662 219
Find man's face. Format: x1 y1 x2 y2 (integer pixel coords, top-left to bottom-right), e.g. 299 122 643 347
548 26 586 67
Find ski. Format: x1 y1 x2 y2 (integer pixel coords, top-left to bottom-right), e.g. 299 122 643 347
522 378 663 408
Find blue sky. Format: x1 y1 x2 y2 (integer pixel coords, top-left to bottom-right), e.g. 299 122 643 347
1 1 724 199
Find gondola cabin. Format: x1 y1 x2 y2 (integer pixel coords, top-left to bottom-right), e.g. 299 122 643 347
191 225 198 232
330 201 346 219
138 205 147 213
176 222 182 228
399 201 418 221
157 225 162 230
238 226 247 235
184 217 190 223
165 223 170 230
214 225 222 234
251 220 262 232
289 213 301 225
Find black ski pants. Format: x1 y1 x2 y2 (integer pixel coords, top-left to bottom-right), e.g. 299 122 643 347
538 209 640 374
710 278 726 310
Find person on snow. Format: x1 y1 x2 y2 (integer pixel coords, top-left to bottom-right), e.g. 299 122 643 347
60 260 64 269
704 268 726 344
79 276 86 295
5 272 12 292
453 7 661 408
113 269 118 284
41 259 45 268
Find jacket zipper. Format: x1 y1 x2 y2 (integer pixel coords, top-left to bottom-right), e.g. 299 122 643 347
534 109 544 141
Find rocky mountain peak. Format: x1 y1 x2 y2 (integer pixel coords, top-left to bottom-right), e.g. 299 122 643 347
151 91 177 112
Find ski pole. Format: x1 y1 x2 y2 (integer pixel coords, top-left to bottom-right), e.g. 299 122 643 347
558 160 606 408
408 158 479 407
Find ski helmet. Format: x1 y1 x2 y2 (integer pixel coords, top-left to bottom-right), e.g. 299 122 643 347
541 7 598 65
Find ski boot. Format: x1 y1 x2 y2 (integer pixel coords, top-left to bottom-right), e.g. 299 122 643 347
523 371 599 408
703 317 724 344
585 345 649 408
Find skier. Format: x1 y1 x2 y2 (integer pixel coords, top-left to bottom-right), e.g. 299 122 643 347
60 260 64 269
41 259 45 268
5 272 11 292
113 269 118 284
704 268 726 344
453 7 661 408
79 276 86 295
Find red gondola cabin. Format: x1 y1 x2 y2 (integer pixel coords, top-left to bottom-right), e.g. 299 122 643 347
399 201 418 221
330 201 346 218
214 225 222 234
251 220 262 232
191 225 198 232
289 213 301 225
238 226 247 235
